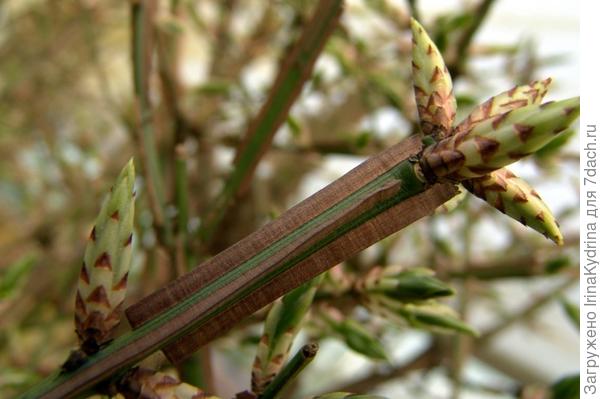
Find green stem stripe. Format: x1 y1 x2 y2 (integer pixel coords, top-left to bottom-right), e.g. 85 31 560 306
21 159 426 399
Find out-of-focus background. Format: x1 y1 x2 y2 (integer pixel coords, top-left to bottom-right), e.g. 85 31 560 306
0 1 579 398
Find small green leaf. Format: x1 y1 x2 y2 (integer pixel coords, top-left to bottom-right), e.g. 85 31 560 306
286 116 302 138
544 256 571 274
560 297 579 330
551 374 579 399
368 268 454 301
455 94 478 108
332 319 388 361
373 297 478 336
408 307 478 336
355 131 371 149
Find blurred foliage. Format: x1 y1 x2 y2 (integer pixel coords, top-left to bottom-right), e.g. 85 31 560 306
0 0 578 398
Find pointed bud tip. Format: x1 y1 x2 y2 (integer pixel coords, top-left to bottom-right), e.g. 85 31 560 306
550 96 580 115
410 18 429 45
124 157 135 177
116 158 136 193
552 232 564 246
409 17 421 30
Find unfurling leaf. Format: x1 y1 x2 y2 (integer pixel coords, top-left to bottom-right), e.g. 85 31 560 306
318 306 387 360
367 295 478 336
357 266 454 301
334 318 388 360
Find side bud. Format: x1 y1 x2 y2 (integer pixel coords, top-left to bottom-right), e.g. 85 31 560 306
454 78 553 134
419 97 580 181
357 267 454 301
464 168 563 244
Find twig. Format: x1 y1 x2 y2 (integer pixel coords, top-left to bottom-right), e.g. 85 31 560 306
217 134 391 157
446 233 577 280
209 0 237 76
260 343 318 399
332 345 439 393
131 0 173 247
155 4 214 390
447 0 497 77
201 0 345 245
127 137 455 364
477 275 578 346
19 137 455 399
449 205 476 399
407 0 421 21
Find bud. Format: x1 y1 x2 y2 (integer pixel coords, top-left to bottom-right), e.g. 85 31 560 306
464 168 563 244
420 97 580 181
454 78 552 134
367 295 477 336
335 318 387 360
75 159 135 355
318 305 387 360
410 18 456 138
399 302 478 336
358 267 454 301
118 367 220 399
252 276 322 394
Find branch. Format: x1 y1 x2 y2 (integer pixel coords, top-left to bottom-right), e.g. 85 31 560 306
477 275 578 346
331 344 440 393
201 0 344 244
131 0 173 247
447 0 497 77
19 136 456 399
448 234 577 280
260 343 318 399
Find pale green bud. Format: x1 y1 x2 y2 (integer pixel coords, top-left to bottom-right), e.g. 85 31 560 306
464 168 563 244
454 78 552 134
410 18 456 138
420 97 580 181
75 159 135 354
